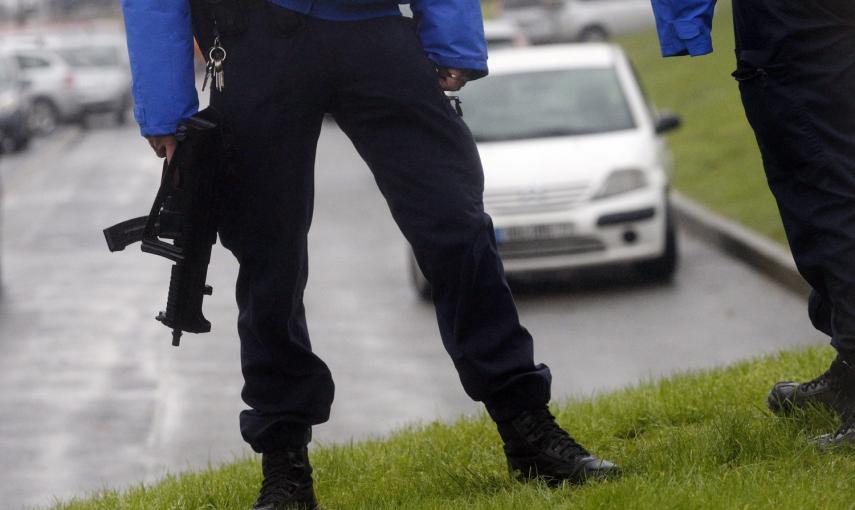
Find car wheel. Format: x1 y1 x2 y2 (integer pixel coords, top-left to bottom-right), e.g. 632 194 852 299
635 205 678 281
115 95 132 125
29 99 59 136
115 107 128 125
408 253 432 301
10 133 30 152
579 25 609 42
77 113 91 130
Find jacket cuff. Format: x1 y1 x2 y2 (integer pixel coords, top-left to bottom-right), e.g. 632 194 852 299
659 44 689 58
672 19 713 57
135 103 199 137
138 120 179 137
428 54 488 80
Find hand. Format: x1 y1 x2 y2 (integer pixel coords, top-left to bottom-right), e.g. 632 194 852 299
437 67 469 91
146 135 178 162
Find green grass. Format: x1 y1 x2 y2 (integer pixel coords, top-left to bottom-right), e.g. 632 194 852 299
616 0 787 244
50 345 855 510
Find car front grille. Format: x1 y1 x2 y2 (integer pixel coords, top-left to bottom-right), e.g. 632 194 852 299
484 183 590 215
498 236 606 259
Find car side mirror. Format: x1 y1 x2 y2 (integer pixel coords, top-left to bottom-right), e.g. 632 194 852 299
655 111 681 134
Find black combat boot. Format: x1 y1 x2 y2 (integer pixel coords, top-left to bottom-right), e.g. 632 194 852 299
495 407 618 486
815 413 855 451
767 356 855 416
252 447 318 510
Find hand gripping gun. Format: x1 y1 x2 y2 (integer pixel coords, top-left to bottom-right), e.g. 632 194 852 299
103 108 227 346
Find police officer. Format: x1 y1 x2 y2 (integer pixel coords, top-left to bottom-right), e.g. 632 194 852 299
651 1 855 445
121 0 617 508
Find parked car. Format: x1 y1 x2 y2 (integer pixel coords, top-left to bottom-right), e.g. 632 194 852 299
0 171 3 289
0 49 32 152
503 0 655 44
557 0 654 41
11 33 131 135
498 0 560 44
410 44 681 297
484 18 529 49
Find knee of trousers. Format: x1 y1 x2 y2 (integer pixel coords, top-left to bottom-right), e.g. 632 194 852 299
409 212 498 283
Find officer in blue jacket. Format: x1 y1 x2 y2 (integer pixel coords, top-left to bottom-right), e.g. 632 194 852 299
652 0 855 447
121 0 617 507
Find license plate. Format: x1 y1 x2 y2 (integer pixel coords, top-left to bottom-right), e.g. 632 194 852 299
495 223 575 244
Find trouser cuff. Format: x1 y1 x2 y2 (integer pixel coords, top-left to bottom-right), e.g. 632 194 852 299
484 363 552 422
243 421 312 453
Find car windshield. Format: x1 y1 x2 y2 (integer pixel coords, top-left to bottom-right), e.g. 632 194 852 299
55 46 121 68
459 67 636 142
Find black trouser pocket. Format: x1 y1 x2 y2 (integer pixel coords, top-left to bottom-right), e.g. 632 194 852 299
190 0 247 46
731 63 766 83
735 58 830 180
206 0 248 35
190 0 248 35
266 2 305 38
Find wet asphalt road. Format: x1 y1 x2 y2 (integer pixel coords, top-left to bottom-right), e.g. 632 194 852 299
0 121 825 509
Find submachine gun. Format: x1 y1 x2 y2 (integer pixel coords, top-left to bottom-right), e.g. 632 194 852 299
103 108 228 347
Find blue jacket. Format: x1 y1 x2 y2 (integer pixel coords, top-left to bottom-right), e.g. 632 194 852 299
120 0 488 136
650 0 717 57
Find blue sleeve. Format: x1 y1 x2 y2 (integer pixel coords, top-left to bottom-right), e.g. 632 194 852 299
410 0 488 78
121 0 199 136
650 0 717 57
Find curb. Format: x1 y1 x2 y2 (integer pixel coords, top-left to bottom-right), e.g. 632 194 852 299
671 192 810 297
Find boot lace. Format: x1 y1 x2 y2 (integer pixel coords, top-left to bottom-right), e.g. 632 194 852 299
518 408 589 459
255 451 308 506
802 368 833 392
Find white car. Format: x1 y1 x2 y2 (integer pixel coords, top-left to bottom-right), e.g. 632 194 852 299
10 32 131 135
410 44 680 297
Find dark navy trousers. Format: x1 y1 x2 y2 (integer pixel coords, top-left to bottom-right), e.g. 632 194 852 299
191 2 551 452
733 1 855 357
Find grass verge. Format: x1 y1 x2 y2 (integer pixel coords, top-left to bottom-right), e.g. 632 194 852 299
616 0 787 244
51 345 855 509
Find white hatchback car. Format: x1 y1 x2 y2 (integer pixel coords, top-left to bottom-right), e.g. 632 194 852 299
10 33 131 135
410 44 680 297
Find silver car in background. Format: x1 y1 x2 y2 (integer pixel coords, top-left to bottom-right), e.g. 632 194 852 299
503 0 655 43
0 49 32 152
484 18 529 49
11 33 131 134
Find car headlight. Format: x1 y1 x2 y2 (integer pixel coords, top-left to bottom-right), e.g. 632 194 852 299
592 168 648 200
0 91 17 114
